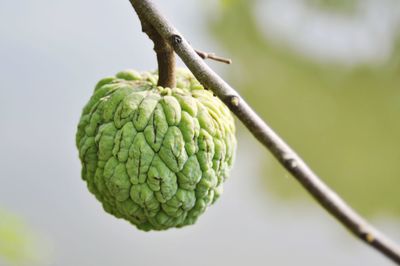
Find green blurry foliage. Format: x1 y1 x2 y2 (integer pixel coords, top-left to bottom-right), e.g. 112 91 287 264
0 209 45 266
307 0 357 12
210 0 400 216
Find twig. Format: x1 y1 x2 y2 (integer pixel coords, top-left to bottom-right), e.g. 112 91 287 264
128 0 400 264
195 49 232 64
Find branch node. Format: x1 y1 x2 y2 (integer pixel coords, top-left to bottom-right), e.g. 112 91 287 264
367 234 375 243
170 34 182 45
230 96 240 107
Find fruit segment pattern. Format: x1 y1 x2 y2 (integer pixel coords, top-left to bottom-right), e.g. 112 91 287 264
76 69 236 231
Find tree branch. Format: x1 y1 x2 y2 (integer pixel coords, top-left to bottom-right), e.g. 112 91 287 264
128 0 400 264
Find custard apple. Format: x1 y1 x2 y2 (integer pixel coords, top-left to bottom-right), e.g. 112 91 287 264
76 69 236 231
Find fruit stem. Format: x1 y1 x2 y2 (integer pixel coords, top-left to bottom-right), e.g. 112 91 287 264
138 13 176 88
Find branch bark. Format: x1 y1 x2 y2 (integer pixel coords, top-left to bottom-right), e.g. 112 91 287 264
128 0 400 264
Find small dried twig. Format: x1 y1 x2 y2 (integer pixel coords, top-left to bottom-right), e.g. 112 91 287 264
128 0 400 264
195 49 232 64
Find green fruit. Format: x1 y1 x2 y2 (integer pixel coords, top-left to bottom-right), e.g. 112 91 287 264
76 69 236 231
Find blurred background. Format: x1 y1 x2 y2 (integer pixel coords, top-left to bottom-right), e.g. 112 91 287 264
1 0 400 265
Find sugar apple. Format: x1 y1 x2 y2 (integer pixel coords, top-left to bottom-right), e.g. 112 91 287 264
76 69 236 231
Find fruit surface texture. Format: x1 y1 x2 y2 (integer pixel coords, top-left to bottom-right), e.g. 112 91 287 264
76 69 236 231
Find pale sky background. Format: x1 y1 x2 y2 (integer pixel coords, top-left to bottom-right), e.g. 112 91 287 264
0 1 400 266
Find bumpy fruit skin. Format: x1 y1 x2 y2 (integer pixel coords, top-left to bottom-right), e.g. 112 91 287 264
76 69 236 231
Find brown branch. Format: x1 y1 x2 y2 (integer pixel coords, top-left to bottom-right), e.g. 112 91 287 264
136 12 176 88
195 49 232 64
128 0 400 264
